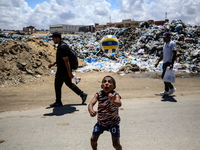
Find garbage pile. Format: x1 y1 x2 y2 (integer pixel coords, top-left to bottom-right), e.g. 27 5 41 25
0 19 200 87
67 19 200 74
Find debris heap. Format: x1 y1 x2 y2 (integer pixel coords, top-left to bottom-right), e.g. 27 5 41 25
0 19 200 87
0 38 56 86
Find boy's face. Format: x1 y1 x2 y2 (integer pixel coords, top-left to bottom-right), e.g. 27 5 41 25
101 77 116 93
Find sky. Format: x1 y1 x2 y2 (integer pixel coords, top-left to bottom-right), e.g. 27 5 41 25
0 0 199 30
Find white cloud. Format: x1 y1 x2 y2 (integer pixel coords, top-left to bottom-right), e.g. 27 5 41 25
0 0 31 30
0 0 199 30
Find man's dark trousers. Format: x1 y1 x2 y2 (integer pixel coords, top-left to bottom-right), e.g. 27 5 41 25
162 62 174 92
55 71 82 103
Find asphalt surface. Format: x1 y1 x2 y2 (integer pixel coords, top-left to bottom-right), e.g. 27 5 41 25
0 94 200 150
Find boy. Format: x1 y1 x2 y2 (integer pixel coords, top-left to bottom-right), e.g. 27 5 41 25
88 76 122 150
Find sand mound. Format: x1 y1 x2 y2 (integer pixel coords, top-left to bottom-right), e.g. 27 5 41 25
0 38 57 87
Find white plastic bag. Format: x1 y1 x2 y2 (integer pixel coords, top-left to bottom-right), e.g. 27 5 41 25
74 77 81 84
163 67 175 83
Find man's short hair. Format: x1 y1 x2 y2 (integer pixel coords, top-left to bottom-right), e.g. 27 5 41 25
161 32 171 38
51 32 61 39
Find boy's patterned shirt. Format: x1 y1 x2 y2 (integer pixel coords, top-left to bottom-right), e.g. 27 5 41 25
96 90 121 127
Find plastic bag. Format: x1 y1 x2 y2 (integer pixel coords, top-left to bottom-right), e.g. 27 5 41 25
163 67 175 83
74 77 81 84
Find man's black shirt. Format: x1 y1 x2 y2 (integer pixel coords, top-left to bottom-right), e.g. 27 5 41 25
56 41 70 73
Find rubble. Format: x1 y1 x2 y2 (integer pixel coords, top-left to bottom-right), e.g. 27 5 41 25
0 38 57 87
73 20 199 75
0 19 200 87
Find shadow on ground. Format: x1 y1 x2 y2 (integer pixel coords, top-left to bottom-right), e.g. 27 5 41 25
155 94 177 102
43 104 86 116
161 95 177 102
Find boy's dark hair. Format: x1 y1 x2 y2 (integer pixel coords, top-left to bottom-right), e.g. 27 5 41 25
102 76 116 86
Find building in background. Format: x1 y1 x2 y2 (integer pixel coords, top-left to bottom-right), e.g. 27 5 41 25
95 19 143 31
23 25 36 34
49 24 95 34
148 19 169 26
95 19 169 31
79 25 95 33
49 18 169 33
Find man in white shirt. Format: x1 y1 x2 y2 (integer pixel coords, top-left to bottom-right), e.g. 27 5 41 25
155 32 177 95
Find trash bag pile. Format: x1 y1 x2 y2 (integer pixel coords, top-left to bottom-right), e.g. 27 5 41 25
65 19 200 74
0 19 199 87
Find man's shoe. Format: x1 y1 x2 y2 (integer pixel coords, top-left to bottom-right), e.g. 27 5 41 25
81 93 87 104
168 87 176 95
50 102 63 107
160 91 169 96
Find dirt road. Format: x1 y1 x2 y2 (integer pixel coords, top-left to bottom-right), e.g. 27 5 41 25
0 72 200 149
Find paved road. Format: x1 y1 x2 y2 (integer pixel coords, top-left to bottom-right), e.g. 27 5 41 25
0 94 200 150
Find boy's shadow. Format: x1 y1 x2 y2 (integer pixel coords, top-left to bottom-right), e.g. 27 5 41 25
44 104 86 116
155 94 177 102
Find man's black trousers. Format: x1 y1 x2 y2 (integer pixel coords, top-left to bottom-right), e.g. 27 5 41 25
55 71 82 103
162 62 174 92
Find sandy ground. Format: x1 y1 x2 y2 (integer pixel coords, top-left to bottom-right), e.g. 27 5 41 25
0 72 200 149
31 32 79 37
0 72 199 112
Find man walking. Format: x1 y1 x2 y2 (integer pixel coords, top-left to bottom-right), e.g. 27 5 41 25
155 32 177 96
48 32 87 107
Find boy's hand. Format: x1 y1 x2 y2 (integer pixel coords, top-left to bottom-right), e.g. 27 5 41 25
89 110 97 117
108 93 122 107
108 93 115 103
88 94 98 117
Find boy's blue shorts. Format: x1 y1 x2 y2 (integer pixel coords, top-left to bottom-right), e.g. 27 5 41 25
92 122 120 137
